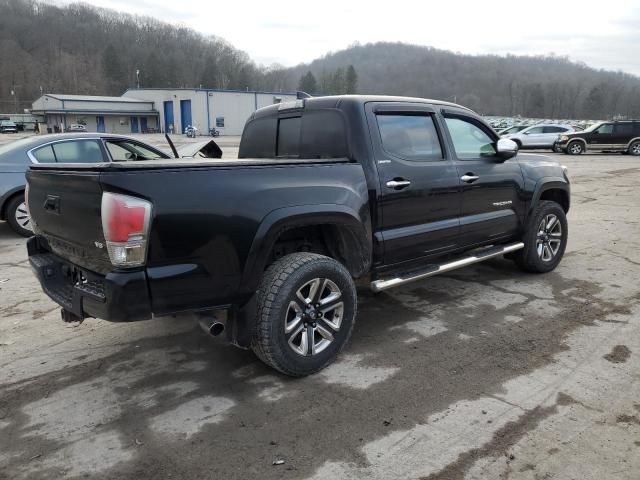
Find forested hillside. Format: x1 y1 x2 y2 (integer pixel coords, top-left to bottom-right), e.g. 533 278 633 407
0 0 268 111
287 42 640 118
2 0 640 119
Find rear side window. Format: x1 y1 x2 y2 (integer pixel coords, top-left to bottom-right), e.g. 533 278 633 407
525 126 544 134
31 145 56 163
376 114 442 161
543 126 566 133
52 140 105 163
614 123 633 136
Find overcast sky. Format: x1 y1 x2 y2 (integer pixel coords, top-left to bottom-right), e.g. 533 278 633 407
60 0 640 76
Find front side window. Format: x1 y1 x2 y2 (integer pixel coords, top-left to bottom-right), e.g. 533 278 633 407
105 140 166 161
376 114 442 161
595 124 613 134
445 116 496 159
51 140 104 163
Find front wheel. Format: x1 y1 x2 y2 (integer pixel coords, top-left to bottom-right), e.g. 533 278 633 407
513 201 568 273
251 253 357 376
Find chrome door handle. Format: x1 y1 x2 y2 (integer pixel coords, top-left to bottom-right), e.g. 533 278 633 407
386 180 411 188
460 175 479 183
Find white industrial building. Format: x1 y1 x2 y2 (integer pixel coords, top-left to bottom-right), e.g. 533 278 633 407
31 94 159 134
121 88 298 136
31 88 298 136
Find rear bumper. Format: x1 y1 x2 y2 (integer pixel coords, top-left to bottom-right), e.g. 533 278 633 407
27 236 152 322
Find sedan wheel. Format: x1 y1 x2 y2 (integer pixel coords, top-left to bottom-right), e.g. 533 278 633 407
6 195 33 237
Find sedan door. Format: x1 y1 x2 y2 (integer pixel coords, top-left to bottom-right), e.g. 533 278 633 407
441 110 526 248
366 103 462 267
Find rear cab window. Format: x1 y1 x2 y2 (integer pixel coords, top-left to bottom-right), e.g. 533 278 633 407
240 108 349 160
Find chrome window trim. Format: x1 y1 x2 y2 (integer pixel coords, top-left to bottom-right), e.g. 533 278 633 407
26 137 105 164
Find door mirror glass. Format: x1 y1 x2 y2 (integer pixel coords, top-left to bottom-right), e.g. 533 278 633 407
496 138 518 160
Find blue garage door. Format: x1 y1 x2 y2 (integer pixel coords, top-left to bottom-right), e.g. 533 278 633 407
163 101 174 133
180 100 192 133
130 116 139 133
96 116 105 133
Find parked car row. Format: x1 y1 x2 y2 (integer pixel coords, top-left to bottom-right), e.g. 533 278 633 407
0 120 18 133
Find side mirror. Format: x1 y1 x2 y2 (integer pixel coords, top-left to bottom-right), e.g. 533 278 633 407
496 138 518 160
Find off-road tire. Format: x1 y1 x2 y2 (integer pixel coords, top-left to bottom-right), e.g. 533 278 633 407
6 194 32 237
514 200 568 273
567 141 584 155
251 253 357 377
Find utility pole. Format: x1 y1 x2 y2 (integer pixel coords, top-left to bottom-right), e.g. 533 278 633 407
136 69 140 89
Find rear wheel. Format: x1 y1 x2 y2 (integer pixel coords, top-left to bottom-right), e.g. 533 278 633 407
567 141 584 155
251 253 357 376
629 141 640 156
513 201 568 273
6 194 32 237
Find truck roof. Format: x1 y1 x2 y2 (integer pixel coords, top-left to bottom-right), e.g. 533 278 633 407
253 94 474 119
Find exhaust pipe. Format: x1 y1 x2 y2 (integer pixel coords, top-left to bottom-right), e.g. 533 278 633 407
198 316 225 337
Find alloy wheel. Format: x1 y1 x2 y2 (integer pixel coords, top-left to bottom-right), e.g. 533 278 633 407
14 202 32 232
631 142 640 155
569 143 582 154
285 278 344 356
536 214 562 262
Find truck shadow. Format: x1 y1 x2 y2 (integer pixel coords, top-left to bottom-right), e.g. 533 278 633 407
0 258 633 480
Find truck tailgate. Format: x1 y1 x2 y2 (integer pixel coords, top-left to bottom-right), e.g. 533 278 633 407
27 169 112 274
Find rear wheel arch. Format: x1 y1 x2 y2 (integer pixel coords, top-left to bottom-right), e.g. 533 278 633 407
242 206 372 291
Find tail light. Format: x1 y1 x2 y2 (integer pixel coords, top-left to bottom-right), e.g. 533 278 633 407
101 192 152 267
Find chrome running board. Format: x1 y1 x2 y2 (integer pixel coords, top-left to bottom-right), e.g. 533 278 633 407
370 242 524 293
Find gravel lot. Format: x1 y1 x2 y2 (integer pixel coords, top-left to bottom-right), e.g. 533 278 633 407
0 138 639 479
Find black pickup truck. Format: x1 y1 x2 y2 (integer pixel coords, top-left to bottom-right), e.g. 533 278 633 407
26 95 570 376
